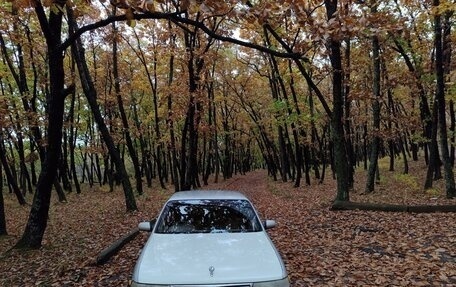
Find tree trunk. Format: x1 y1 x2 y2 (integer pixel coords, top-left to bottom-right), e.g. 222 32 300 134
385 66 396 172
179 27 207 191
400 136 409 174
0 21 45 192
60 130 72 192
203 72 216 185
0 153 2 194
150 51 167 189
425 101 442 188
11 103 33 196
391 35 432 166
449 101 455 166
434 0 456 198
325 0 350 201
166 34 180 192
130 30 166 189
221 102 233 179
53 179 67 203
264 24 331 184
365 14 381 193
443 11 454 166
0 180 6 235
264 29 301 183
112 15 143 195
15 1 69 249
288 61 304 187
0 135 26 205
68 8 137 211
68 76 81 194
309 91 321 183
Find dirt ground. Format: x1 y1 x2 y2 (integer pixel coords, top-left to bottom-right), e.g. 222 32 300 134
1 162 456 286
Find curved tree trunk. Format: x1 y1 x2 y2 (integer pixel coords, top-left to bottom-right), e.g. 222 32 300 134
15 1 71 249
68 76 81 194
0 135 26 205
112 15 143 195
0 22 45 184
288 61 304 187
53 179 67 203
391 30 433 167
68 8 137 211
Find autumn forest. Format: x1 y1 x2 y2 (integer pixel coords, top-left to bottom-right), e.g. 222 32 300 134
1 0 456 285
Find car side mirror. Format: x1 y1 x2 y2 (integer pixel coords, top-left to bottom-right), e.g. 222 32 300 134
263 220 276 230
138 219 156 232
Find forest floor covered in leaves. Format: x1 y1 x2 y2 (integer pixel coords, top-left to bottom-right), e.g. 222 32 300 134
1 160 456 286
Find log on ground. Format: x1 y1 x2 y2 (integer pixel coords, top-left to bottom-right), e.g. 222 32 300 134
95 227 140 265
331 201 456 213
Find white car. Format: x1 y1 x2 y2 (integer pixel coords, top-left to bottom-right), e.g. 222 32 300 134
131 190 289 287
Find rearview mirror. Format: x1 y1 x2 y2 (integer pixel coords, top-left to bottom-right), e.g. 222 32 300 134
263 220 276 230
138 219 156 232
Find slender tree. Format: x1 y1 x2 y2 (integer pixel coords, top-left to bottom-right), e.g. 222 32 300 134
0 178 6 236
325 0 350 201
433 0 455 199
365 1 382 193
67 7 138 211
112 10 143 195
15 0 73 249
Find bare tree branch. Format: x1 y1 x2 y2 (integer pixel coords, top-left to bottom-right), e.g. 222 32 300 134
61 10 307 60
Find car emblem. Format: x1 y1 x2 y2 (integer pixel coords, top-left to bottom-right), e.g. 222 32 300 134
209 266 215 277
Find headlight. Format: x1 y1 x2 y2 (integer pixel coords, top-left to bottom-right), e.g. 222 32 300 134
253 277 290 287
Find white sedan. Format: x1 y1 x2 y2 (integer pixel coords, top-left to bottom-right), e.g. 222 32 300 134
131 190 289 287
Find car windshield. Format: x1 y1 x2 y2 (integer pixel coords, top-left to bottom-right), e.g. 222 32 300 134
154 199 262 234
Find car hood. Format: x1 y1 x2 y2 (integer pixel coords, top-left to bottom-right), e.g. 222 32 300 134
132 232 286 285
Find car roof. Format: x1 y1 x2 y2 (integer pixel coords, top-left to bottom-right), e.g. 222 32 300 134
167 190 249 201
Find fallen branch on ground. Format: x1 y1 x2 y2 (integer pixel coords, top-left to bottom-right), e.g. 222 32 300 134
94 227 140 265
331 201 456 213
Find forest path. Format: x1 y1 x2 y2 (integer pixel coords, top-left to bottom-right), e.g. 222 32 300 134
204 170 456 286
1 169 456 286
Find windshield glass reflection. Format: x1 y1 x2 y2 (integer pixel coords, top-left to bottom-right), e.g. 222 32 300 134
155 199 262 234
